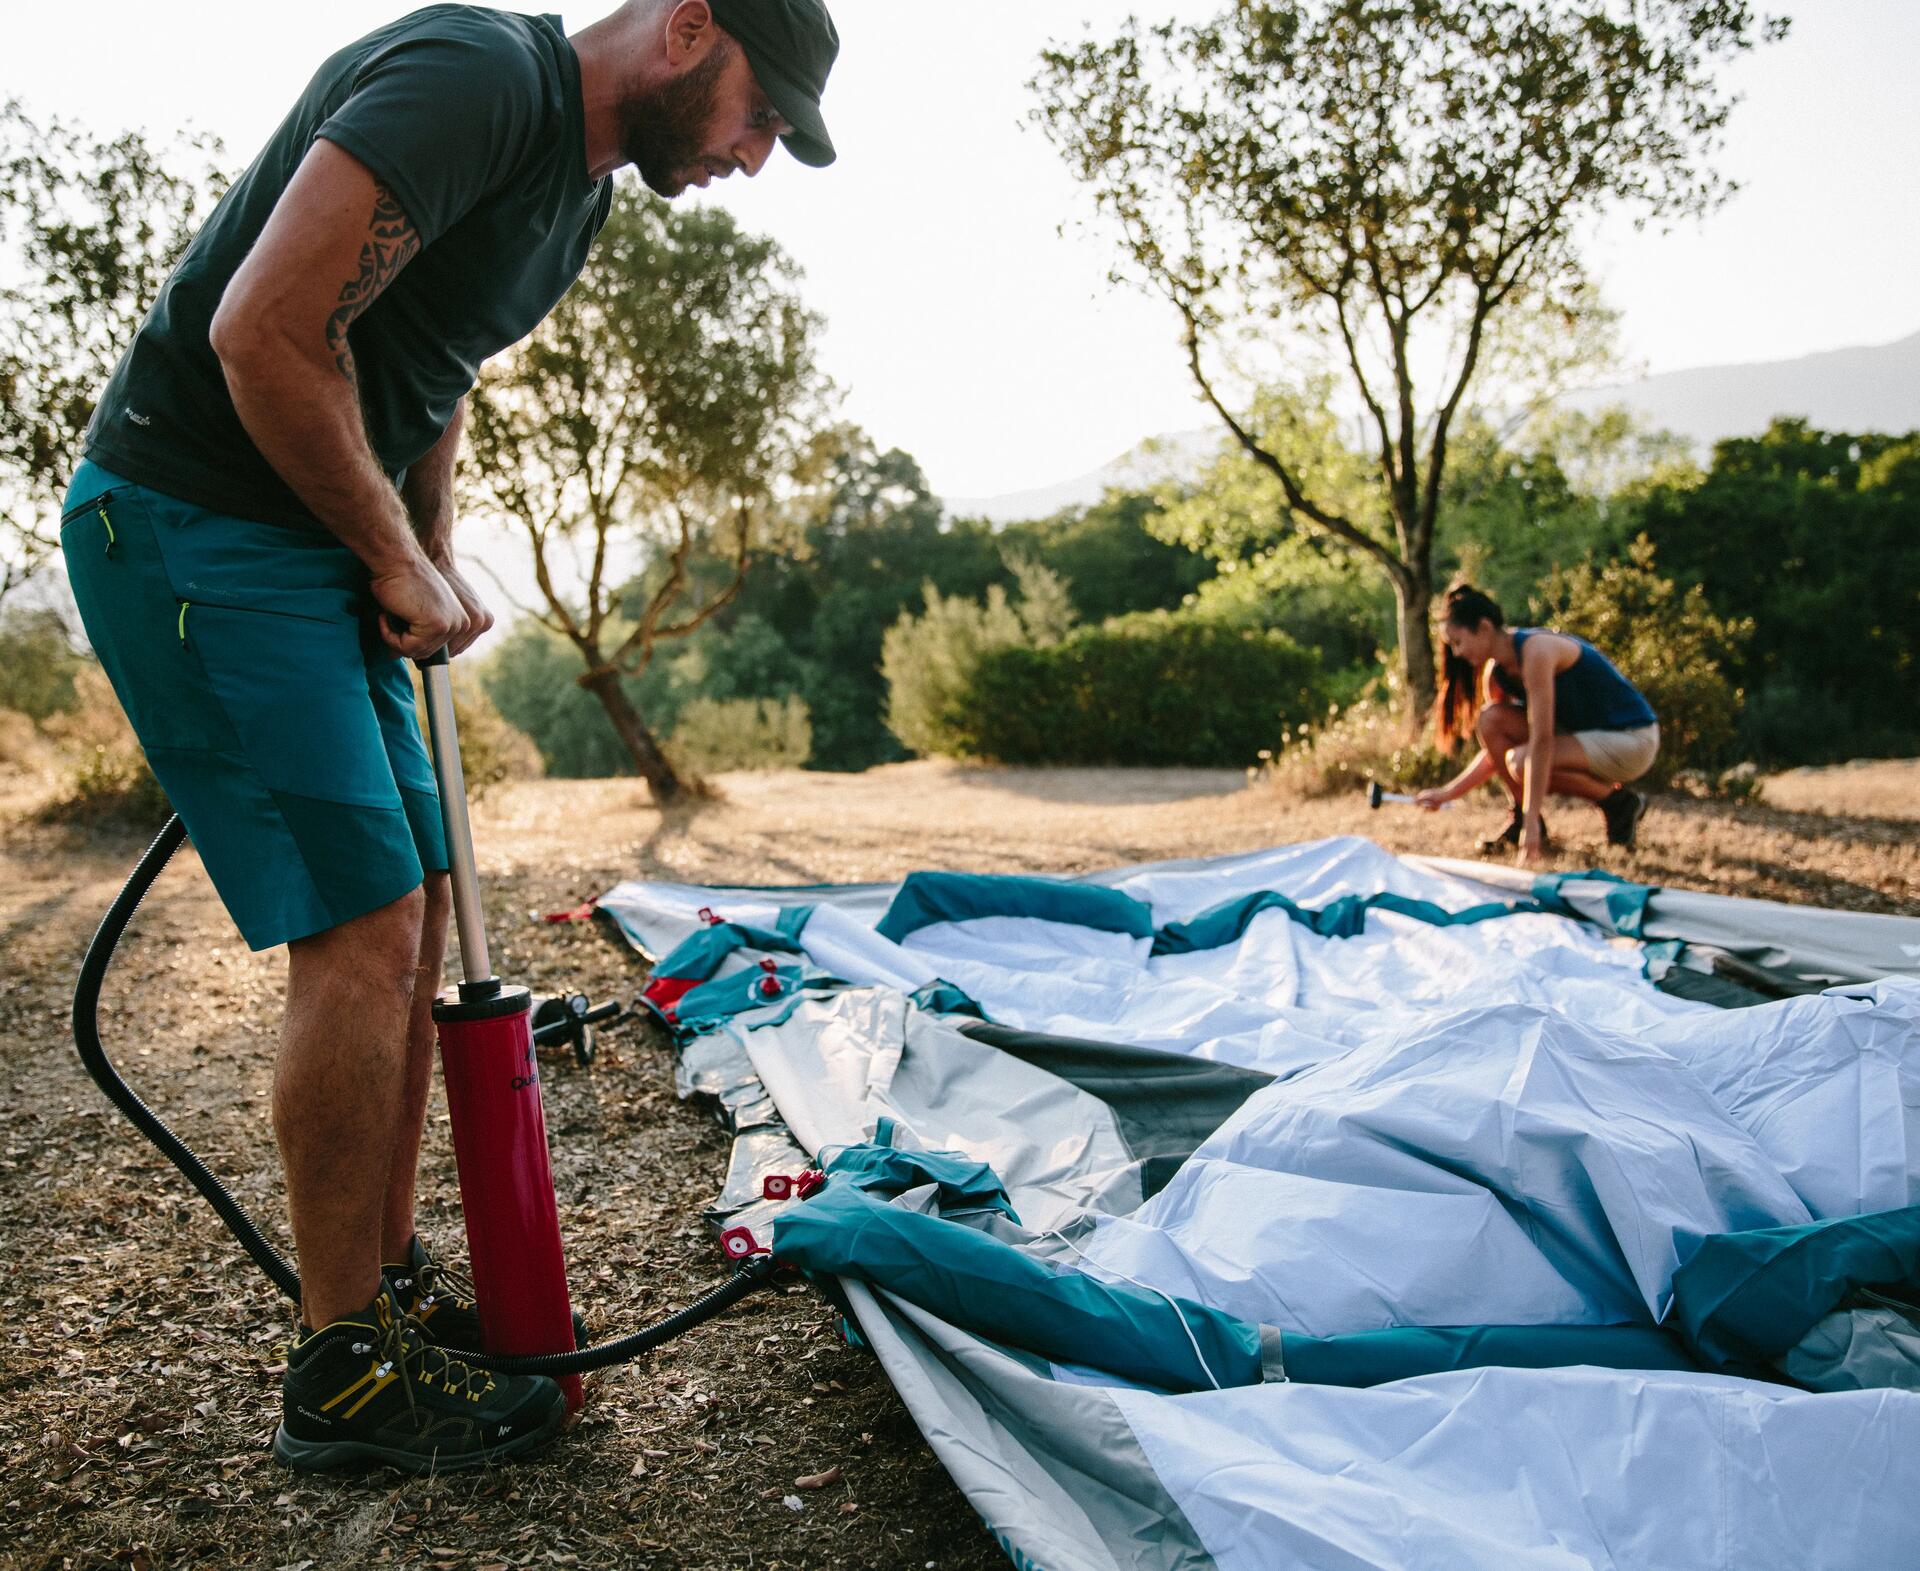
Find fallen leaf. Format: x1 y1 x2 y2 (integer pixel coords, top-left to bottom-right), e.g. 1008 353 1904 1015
793 1466 843 1491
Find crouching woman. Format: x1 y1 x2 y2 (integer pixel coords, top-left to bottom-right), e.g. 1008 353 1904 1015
1414 585 1659 863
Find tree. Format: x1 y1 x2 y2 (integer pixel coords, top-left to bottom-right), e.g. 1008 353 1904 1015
461 184 826 801
715 431 1009 770
0 101 227 606
1634 419 1920 764
1032 0 1782 724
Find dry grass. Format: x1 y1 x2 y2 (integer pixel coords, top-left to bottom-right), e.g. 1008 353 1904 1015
1 760 1914 1571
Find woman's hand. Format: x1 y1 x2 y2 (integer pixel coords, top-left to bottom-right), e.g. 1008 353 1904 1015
1516 823 1548 867
1413 788 1449 811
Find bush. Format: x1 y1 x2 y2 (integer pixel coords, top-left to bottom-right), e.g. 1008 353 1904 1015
882 571 1067 758
40 742 174 829
0 608 84 721
0 707 45 768
954 614 1327 768
1531 535 1752 787
1255 686 1460 800
35 665 171 827
670 695 812 773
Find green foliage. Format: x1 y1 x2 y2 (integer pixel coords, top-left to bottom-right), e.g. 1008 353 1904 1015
688 435 1007 771
1531 536 1751 787
670 696 812 774
480 621 656 779
0 606 84 719
956 615 1327 768
1634 419 1920 764
1438 413 1658 613
998 490 1214 625
0 101 228 603
881 572 1066 759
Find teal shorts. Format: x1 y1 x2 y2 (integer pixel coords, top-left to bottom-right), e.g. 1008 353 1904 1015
60 459 449 951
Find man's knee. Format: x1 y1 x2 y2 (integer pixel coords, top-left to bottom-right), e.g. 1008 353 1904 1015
420 870 451 929
290 884 428 996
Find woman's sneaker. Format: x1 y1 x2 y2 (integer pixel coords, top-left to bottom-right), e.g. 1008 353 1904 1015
1479 811 1550 854
1601 787 1647 848
274 1286 566 1474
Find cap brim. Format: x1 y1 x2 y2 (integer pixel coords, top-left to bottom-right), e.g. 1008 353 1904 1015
755 60 835 168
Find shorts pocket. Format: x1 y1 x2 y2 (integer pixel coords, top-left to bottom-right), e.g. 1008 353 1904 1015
61 487 245 754
187 603 404 807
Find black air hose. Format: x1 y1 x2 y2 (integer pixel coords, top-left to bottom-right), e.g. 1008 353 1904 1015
72 812 782 1375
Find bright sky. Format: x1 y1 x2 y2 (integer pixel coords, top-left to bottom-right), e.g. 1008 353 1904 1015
6 1 1916 500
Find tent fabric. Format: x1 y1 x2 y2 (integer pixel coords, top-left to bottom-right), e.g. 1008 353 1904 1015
598 837 1920 1570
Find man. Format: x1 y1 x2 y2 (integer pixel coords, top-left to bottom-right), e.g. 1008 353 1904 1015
58 0 838 1474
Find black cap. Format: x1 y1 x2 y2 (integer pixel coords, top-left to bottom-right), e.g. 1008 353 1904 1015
708 0 840 168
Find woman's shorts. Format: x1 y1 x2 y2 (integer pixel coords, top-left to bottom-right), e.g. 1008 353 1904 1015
1575 722 1660 785
59 459 449 951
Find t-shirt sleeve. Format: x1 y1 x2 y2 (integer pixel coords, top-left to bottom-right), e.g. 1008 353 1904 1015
314 17 548 249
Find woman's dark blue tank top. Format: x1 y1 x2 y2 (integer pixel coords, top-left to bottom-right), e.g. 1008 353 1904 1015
1497 629 1656 731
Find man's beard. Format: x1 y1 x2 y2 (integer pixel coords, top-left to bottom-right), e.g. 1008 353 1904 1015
619 40 734 197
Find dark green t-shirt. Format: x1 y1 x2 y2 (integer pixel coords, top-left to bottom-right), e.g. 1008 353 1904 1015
85 4 612 529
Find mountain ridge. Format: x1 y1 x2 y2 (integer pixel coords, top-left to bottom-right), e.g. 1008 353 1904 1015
942 329 1920 524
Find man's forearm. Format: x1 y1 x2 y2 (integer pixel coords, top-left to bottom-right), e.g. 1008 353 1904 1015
402 400 465 562
217 334 426 576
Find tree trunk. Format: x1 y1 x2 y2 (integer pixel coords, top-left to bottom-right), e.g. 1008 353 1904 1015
1391 570 1438 735
578 666 682 803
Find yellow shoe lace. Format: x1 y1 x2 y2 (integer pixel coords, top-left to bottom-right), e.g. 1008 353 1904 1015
366 1295 496 1413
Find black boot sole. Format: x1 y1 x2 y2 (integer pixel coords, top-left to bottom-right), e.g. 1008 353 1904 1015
272 1390 567 1475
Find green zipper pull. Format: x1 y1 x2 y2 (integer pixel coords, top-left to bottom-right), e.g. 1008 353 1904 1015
177 601 190 643
96 500 117 555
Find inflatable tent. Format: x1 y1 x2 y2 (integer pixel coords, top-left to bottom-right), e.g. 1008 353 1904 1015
600 838 1920 1571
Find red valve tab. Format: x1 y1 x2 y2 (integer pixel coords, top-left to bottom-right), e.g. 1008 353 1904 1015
757 975 783 999
796 1169 827 1199
719 1225 770 1261
763 1174 795 1201
698 906 720 926
759 957 779 972
542 897 599 924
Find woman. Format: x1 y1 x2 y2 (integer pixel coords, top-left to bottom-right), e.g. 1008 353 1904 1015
1414 585 1659 863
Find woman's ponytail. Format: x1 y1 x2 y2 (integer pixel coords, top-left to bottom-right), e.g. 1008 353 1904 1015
1432 584 1504 750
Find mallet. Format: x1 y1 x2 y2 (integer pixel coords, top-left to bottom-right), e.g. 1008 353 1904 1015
421 648 584 1414
1366 781 1452 810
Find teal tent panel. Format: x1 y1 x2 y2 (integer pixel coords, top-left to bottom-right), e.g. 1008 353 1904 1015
877 871 1156 945
773 1178 1268 1393
1282 1324 1701 1388
1670 1206 1920 1369
827 1141 1022 1223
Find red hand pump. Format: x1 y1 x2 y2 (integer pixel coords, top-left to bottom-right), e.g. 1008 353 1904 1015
421 650 583 1413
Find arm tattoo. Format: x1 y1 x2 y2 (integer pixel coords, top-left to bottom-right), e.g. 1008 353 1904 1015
325 184 421 380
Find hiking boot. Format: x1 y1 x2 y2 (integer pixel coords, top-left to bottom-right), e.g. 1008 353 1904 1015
1600 786 1647 848
385 1236 590 1356
1479 810 1550 855
274 1286 566 1475
384 1236 485 1355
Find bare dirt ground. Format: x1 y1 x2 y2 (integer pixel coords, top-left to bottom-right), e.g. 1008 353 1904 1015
2 760 1915 1571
